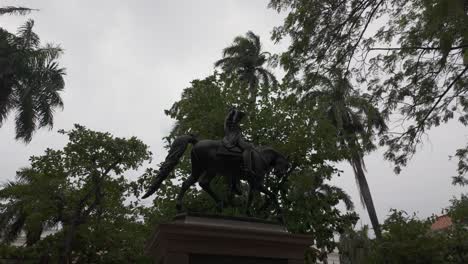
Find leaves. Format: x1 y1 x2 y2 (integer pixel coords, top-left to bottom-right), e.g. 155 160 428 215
0 6 36 16
269 0 468 175
215 31 277 108
156 71 358 253
0 19 66 142
339 195 468 264
0 125 151 262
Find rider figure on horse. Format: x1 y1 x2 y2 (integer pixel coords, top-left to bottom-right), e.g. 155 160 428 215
223 107 253 195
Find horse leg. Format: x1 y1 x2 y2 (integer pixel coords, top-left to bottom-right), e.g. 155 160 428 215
259 196 272 213
199 171 223 212
258 185 285 223
176 170 201 212
246 185 255 217
226 173 239 208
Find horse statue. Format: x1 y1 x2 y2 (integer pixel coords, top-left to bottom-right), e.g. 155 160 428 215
141 134 290 216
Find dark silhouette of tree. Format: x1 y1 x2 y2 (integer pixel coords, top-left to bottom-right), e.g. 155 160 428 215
215 31 277 109
308 70 387 238
0 20 65 142
0 6 35 16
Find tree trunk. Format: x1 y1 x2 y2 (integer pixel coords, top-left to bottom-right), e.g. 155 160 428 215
350 156 382 239
59 220 78 263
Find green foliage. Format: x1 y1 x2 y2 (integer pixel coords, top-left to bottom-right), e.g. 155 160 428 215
0 125 151 262
149 71 358 256
269 0 391 238
269 0 468 175
453 143 468 186
285 168 359 252
269 0 468 239
365 0 468 173
371 210 447 263
339 195 468 264
0 19 66 142
339 226 373 264
215 31 277 108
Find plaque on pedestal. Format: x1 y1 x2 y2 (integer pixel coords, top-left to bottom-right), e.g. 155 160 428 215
146 213 312 264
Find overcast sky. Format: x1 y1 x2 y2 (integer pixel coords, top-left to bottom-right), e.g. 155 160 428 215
0 0 466 229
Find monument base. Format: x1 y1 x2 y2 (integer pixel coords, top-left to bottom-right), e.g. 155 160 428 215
145 213 312 264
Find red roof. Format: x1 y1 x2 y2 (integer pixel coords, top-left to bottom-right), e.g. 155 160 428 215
431 215 452 231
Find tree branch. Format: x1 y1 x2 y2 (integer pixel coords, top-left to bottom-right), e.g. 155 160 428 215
345 0 385 74
369 44 468 51
102 159 121 177
417 65 468 129
82 159 121 217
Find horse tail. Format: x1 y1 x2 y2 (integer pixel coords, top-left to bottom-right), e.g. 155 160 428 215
141 134 198 199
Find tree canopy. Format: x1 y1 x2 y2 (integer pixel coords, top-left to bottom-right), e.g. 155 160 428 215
215 31 278 109
339 195 468 264
0 125 151 263
1 1 467 263
160 71 359 257
1 9 65 142
269 0 468 174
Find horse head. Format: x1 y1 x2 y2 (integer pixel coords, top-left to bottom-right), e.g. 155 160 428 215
260 148 290 178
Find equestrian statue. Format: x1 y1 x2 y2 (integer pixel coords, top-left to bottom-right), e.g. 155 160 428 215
141 108 291 216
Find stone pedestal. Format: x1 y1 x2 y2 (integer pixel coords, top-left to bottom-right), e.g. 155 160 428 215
145 213 312 264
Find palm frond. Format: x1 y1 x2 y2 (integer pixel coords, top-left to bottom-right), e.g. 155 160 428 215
216 31 277 107
16 19 39 49
256 67 278 87
246 31 261 55
0 181 25 199
0 82 14 125
0 30 17 125
0 6 36 16
16 168 36 183
36 43 64 61
14 83 37 142
2 211 26 244
452 176 468 186
320 184 355 210
37 98 55 128
214 57 237 70
222 41 250 58
335 186 355 211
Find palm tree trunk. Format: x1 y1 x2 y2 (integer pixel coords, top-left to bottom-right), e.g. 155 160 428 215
350 155 382 239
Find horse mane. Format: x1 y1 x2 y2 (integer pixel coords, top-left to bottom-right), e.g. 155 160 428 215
257 146 286 161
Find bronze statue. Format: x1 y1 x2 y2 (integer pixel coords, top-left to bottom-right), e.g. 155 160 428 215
142 109 291 216
222 107 254 195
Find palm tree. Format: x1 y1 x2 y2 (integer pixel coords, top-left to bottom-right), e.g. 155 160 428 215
339 226 372 264
0 168 60 246
215 31 277 108
309 71 387 239
0 19 65 142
